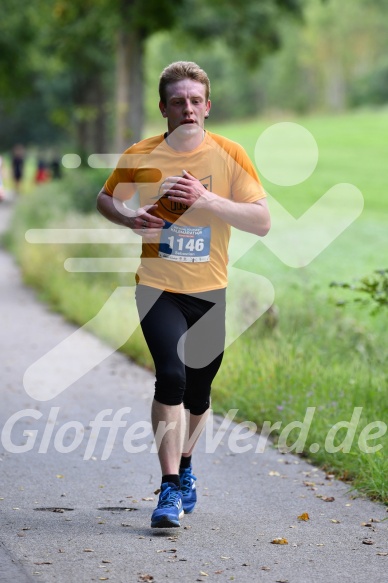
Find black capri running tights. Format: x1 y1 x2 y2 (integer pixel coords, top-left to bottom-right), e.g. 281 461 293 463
135 285 226 415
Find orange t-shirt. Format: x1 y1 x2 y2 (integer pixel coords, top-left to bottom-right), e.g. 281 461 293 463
104 131 266 293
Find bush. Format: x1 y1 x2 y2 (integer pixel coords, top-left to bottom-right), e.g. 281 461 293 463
61 168 108 214
351 57 388 107
330 269 388 313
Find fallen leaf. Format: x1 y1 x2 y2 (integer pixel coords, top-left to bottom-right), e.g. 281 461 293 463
56 474 64 479
83 549 94 552
321 496 335 502
138 575 154 582
221 555 230 559
276 580 289 583
261 566 271 571
376 552 388 556
101 560 111 564
303 481 316 487
142 497 154 502
330 519 341 523
271 538 288 545
269 471 281 477
370 518 381 523
199 572 209 576
214 570 224 574
34 562 53 565
362 539 375 545
99 579 109 581
154 488 161 495
297 513 310 521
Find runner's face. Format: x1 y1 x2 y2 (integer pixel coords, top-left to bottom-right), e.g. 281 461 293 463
159 79 211 136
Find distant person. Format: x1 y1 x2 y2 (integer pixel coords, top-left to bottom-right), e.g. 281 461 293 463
50 156 62 180
11 144 25 194
35 159 50 183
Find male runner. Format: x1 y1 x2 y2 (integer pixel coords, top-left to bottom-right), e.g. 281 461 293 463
97 61 270 528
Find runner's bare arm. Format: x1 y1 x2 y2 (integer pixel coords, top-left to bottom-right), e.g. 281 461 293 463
203 197 270 236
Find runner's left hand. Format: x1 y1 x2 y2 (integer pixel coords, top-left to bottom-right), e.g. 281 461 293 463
162 170 212 208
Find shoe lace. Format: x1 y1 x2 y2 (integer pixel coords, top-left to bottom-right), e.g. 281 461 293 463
158 485 181 508
180 468 197 493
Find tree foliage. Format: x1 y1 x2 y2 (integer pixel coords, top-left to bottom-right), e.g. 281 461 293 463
115 0 185 36
253 0 388 113
177 0 304 68
0 0 37 98
3 0 387 153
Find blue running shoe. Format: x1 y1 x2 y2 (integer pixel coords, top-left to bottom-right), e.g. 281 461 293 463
151 482 184 528
180 466 197 513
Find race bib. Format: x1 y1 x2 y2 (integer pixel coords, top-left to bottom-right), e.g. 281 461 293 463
158 221 211 263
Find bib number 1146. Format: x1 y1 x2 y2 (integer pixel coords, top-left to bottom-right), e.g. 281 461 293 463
158 221 211 263
167 236 205 253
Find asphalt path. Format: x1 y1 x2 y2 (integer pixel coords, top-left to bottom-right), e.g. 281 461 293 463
0 198 387 583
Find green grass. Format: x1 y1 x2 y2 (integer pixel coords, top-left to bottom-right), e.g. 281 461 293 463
6 108 388 505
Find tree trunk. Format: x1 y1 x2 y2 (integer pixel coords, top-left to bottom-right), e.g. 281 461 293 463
74 75 108 158
325 59 346 111
115 27 145 153
76 118 89 162
92 77 108 154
